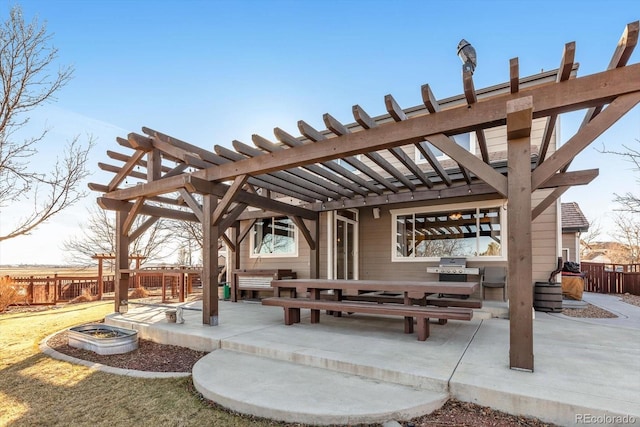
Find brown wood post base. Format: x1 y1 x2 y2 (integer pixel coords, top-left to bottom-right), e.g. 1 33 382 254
284 307 301 325
404 316 414 333
416 317 430 341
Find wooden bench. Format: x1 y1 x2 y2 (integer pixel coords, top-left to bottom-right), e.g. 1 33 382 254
262 297 473 341
425 295 482 309
334 292 481 324
340 292 481 307
232 269 296 301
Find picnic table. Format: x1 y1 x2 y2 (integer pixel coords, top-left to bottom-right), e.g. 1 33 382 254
263 279 479 341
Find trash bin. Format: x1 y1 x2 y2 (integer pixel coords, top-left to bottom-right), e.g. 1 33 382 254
533 282 562 312
218 282 230 300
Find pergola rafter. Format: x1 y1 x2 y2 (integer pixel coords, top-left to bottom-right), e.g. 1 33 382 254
91 21 639 371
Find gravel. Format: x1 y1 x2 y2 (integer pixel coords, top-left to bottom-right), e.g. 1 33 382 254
562 303 617 318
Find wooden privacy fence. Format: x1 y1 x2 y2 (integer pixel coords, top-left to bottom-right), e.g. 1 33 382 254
7 269 202 305
581 262 640 295
8 275 115 304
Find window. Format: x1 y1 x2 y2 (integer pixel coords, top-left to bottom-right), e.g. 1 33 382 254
415 133 475 163
251 217 297 257
392 202 504 261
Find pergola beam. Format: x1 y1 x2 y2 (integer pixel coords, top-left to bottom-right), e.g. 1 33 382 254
129 216 159 241
233 140 353 198
218 203 248 232
462 69 490 163
383 94 434 188
122 197 145 235
306 168 596 212
178 188 204 222
215 143 332 201
580 21 638 128
427 134 508 196
253 132 367 196
299 119 399 193
212 174 248 225
340 105 417 190
289 216 316 251
274 126 382 195
107 150 146 192
99 197 199 222
184 176 318 220
196 64 640 184
510 58 519 94
537 42 576 164
532 91 640 189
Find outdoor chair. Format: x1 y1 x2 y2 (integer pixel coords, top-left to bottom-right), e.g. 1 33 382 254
481 266 507 301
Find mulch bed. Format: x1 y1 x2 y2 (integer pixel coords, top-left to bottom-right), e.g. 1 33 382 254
408 399 557 426
47 330 208 372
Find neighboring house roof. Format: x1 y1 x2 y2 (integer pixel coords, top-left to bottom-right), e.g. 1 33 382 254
583 251 611 263
561 202 589 233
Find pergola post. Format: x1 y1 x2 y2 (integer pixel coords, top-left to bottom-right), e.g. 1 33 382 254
115 212 130 313
202 194 220 325
310 218 320 279
507 96 534 371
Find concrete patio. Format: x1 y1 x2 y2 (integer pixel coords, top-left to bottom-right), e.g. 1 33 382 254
105 294 640 426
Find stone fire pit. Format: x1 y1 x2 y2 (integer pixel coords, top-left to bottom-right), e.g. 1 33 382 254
68 323 138 355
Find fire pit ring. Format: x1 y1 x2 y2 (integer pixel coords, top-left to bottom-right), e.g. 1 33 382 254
68 323 138 355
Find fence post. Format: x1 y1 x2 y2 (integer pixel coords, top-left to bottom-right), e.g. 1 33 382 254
28 276 34 304
54 274 58 304
97 260 104 300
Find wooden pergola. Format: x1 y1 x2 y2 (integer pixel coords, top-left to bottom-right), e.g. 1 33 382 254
90 22 639 371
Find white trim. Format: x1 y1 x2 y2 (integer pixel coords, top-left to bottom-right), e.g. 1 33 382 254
327 211 334 279
249 216 299 258
390 199 507 262
334 209 359 280
562 247 570 263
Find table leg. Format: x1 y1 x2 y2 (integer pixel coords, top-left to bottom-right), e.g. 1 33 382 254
310 288 320 323
333 289 343 317
417 317 430 341
404 316 414 333
403 291 413 333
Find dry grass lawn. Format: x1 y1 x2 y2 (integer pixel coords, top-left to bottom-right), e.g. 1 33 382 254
0 301 285 427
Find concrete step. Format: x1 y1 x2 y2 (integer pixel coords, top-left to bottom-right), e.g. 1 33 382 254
216 312 482 393
193 349 448 425
475 301 509 319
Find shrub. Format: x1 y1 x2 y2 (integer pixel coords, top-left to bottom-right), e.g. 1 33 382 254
129 287 149 299
69 288 95 304
0 276 19 312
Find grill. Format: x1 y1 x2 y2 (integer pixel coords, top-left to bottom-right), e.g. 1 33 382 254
426 257 480 279
427 257 480 299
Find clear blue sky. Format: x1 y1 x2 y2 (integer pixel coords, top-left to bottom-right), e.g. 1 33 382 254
0 0 638 265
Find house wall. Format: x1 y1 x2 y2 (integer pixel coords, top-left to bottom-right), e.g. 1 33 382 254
562 232 580 263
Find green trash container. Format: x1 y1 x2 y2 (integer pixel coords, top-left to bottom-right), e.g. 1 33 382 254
223 283 230 300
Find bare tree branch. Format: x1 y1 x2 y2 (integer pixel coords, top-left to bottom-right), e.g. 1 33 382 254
62 205 175 267
599 139 640 214
0 5 92 241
